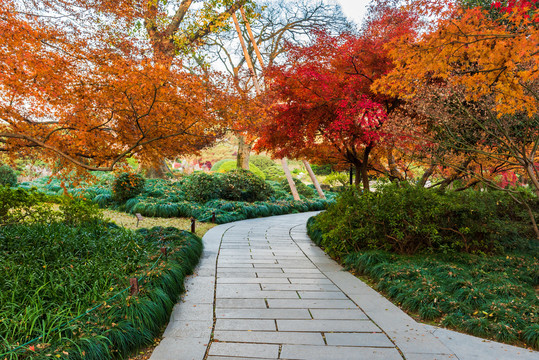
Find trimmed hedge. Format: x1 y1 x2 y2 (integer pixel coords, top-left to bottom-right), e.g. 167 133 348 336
112 172 145 202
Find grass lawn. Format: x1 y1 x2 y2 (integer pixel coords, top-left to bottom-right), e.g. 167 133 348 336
102 209 216 238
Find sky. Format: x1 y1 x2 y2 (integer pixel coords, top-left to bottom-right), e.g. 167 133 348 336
335 0 371 26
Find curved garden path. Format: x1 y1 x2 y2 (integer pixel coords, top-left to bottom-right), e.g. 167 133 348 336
150 212 538 360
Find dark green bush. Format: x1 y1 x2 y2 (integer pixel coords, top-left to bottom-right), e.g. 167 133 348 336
219 170 275 202
112 173 146 202
280 178 316 199
312 183 530 256
310 163 333 176
0 165 17 187
182 172 221 203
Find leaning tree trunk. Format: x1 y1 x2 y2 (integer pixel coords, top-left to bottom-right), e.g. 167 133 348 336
237 135 251 170
303 160 326 199
281 158 300 200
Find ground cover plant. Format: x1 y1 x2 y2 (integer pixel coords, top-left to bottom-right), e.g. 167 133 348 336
18 170 334 225
307 184 539 349
0 189 203 359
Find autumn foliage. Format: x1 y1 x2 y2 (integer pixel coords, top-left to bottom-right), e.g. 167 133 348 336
256 8 418 189
0 0 252 175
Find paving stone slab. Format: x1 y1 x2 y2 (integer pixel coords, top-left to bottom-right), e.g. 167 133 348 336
213 330 325 345
215 298 267 309
208 342 279 359
149 337 208 360
277 319 380 332
256 272 325 278
162 319 213 339
217 290 300 299
279 344 403 360
214 319 276 331
309 308 368 320
288 278 333 284
169 303 213 322
217 277 290 284
267 299 356 309
325 332 395 347
260 283 339 291
297 291 348 299
215 308 311 320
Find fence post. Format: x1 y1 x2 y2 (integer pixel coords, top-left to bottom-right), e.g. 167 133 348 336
211 211 216 223
190 218 196 233
160 247 168 259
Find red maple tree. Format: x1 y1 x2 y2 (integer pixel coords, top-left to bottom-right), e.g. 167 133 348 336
255 5 418 189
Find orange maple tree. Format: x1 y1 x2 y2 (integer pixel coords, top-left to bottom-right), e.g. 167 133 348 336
374 0 539 192
0 0 252 174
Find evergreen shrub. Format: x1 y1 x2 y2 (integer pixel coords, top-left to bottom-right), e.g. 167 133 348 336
112 173 145 202
0 165 17 187
182 172 221 203
219 170 275 202
311 183 530 256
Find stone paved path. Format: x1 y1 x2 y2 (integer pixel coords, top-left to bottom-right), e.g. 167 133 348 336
150 212 539 360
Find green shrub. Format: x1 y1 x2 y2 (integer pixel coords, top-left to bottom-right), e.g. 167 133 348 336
59 196 103 226
250 156 285 181
0 165 17 187
280 178 316 199
210 159 234 172
182 172 221 203
325 172 348 187
216 160 266 179
250 155 276 169
112 173 146 202
0 187 55 226
219 170 275 202
310 163 333 176
312 183 530 256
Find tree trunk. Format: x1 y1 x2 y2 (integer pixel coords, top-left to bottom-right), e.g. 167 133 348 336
236 135 251 170
418 164 436 187
354 165 362 187
141 159 171 179
281 158 300 200
525 163 539 197
387 148 404 181
303 160 326 199
360 147 372 191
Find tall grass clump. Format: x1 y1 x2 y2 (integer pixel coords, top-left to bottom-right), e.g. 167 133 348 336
0 218 202 359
